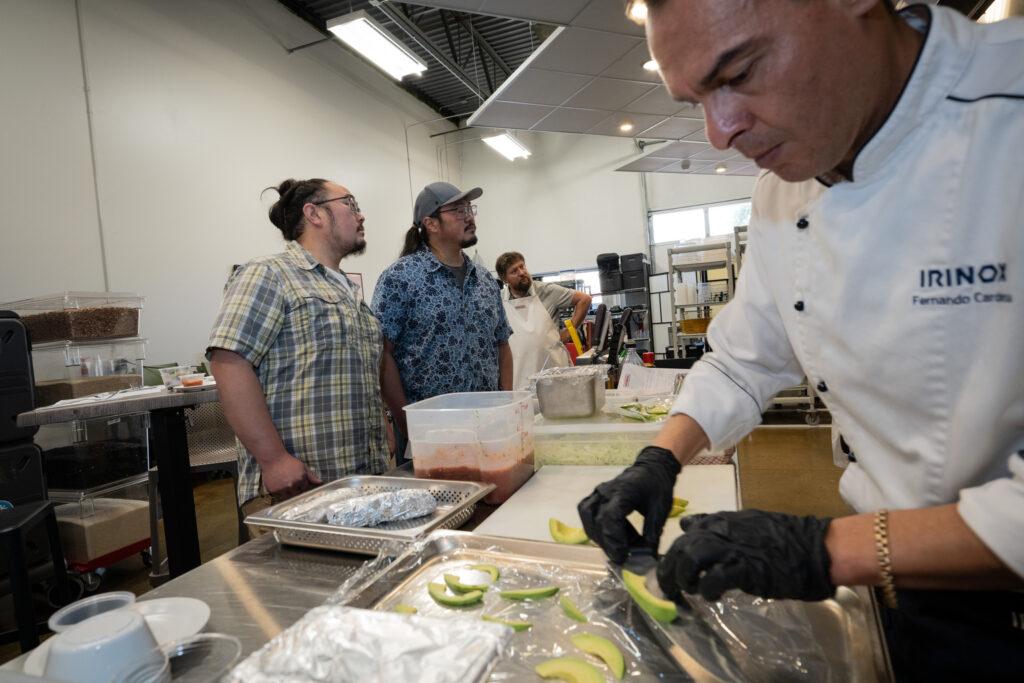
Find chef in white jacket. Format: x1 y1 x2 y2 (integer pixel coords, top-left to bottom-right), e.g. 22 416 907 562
579 1 1023 679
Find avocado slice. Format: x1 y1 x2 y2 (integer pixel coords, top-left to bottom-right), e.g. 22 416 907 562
427 582 483 607
668 498 689 518
534 657 604 683
393 604 417 614
499 584 560 600
571 633 626 679
444 573 490 594
621 570 677 623
549 518 589 545
481 614 532 632
467 563 500 582
559 595 588 623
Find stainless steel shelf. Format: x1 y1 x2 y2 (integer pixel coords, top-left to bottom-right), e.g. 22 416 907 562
671 260 728 272
675 301 729 309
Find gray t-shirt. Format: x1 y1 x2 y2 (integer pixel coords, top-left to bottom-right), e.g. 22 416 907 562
504 281 575 322
446 262 467 290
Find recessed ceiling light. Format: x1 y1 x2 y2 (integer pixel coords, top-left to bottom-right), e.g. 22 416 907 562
327 11 426 81
715 163 727 174
619 122 634 133
627 1 648 23
642 59 659 72
482 133 531 161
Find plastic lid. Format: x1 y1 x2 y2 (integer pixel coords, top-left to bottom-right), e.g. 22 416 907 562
0 291 145 310
162 633 242 681
534 412 664 435
48 590 136 633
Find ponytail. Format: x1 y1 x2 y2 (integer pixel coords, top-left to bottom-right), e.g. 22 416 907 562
400 224 425 257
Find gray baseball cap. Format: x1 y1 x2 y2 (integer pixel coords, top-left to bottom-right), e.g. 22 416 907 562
414 182 483 226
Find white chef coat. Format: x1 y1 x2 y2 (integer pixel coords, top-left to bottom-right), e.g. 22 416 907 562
671 6 1024 577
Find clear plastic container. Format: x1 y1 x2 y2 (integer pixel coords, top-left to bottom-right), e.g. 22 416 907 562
1 291 144 343
51 477 151 565
405 391 534 504
36 412 150 492
32 337 146 406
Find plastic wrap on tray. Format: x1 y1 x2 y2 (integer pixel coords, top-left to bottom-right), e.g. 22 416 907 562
225 605 510 683
327 534 847 683
528 364 610 390
325 490 437 528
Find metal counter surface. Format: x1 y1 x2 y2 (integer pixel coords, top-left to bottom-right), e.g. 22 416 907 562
140 534 372 659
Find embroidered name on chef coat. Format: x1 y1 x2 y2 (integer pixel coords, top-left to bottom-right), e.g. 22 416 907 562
913 262 1013 306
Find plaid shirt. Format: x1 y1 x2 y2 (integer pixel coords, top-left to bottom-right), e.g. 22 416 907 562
207 241 388 504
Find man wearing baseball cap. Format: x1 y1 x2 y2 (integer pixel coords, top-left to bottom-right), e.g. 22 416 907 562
372 182 513 453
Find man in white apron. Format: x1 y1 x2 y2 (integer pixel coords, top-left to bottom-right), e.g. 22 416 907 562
496 252 592 389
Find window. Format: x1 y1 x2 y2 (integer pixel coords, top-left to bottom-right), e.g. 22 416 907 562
539 268 603 308
649 199 751 244
708 202 751 236
651 207 705 243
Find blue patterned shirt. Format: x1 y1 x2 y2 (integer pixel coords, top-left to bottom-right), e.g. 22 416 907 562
372 247 512 404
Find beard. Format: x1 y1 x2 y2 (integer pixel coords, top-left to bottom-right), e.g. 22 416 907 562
460 234 478 248
346 238 366 257
511 280 531 296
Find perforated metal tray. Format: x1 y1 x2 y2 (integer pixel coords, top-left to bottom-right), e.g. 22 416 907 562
243 475 493 555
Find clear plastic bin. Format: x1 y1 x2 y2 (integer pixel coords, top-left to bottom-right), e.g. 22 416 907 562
52 476 150 565
32 337 146 406
405 391 534 504
1 291 144 343
36 412 150 492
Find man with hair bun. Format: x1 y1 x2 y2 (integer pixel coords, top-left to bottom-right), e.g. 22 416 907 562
207 178 394 518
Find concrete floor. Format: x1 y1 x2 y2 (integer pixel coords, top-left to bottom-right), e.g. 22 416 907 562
1 425 849 665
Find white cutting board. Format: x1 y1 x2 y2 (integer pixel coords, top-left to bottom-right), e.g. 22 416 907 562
474 465 738 555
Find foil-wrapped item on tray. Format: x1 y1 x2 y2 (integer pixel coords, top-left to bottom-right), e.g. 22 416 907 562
326 490 438 528
276 488 363 522
225 605 510 683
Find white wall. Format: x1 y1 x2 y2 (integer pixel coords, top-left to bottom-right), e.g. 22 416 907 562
461 131 647 275
0 0 107 295
462 129 757 276
1 0 459 365
645 171 756 214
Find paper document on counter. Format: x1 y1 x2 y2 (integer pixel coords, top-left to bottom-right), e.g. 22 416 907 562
617 364 688 396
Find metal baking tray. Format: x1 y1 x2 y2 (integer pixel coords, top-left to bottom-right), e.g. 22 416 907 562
340 531 892 682
243 475 493 555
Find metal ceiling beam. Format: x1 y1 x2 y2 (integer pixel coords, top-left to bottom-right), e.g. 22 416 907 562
454 16 512 77
369 0 487 100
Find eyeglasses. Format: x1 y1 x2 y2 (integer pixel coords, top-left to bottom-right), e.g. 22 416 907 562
437 204 478 219
312 194 361 215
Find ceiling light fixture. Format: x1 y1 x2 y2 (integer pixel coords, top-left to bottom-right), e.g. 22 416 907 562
642 59 659 72
327 11 426 81
627 1 648 23
482 133 531 161
715 163 727 174
619 122 634 133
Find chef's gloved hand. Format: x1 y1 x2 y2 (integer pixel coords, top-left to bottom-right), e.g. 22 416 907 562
657 510 835 602
577 446 681 564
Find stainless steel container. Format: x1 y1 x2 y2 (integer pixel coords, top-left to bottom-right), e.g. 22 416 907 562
533 365 609 419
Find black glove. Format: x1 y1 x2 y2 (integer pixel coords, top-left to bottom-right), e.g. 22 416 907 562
577 446 681 564
657 510 835 602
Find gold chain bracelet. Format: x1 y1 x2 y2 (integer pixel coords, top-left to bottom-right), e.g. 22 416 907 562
873 509 898 609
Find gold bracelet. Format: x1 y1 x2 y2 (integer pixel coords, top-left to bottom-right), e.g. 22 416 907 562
873 509 898 610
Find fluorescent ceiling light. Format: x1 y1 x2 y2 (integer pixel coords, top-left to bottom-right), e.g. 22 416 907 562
482 133 531 161
619 122 634 132
715 163 727 174
327 11 426 81
642 59 659 72
627 1 648 23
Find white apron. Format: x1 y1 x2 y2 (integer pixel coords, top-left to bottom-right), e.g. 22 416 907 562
504 294 569 390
